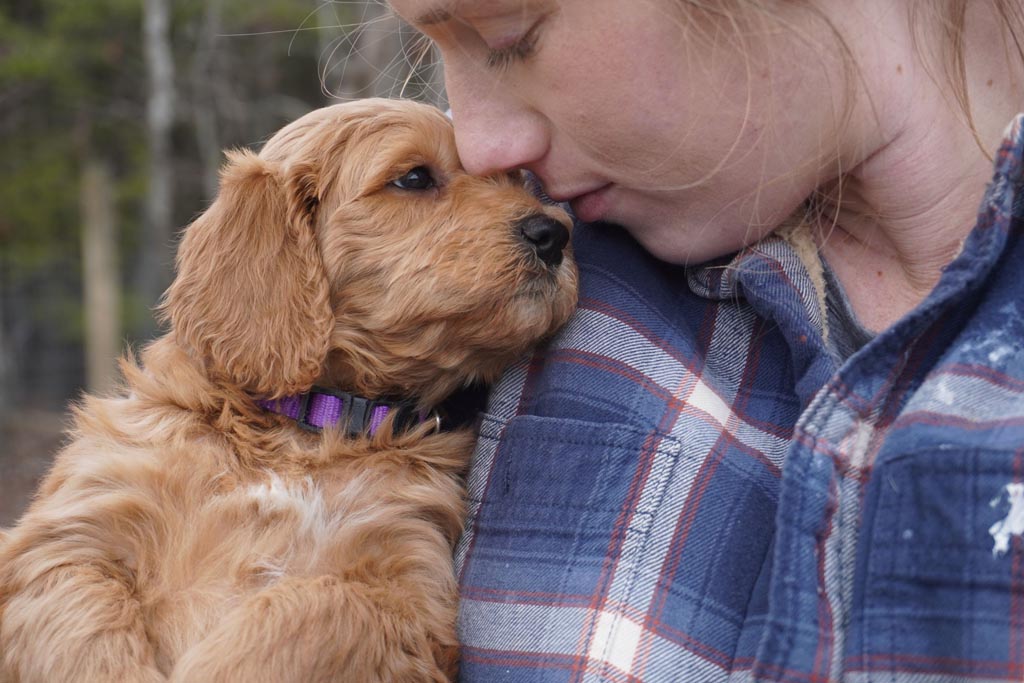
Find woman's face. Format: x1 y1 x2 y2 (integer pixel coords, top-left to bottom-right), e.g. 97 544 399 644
389 0 845 264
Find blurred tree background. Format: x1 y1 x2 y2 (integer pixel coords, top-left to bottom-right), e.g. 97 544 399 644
0 0 443 524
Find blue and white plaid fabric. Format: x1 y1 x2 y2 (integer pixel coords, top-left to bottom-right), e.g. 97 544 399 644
454 115 1024 682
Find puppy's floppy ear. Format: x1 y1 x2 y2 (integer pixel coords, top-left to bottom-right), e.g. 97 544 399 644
160 149 332 398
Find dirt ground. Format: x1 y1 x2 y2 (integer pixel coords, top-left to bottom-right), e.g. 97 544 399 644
0 411 66 527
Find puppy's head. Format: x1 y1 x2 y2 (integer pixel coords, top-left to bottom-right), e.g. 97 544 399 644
162 98 577 405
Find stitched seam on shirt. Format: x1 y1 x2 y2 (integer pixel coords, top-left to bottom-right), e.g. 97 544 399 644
767 373 853 680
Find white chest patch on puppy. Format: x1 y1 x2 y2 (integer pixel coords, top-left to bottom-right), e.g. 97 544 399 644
245 473 342 543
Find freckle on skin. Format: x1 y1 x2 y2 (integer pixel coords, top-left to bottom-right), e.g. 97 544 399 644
988 79 994 87
876 271 883 278
896 64 902 75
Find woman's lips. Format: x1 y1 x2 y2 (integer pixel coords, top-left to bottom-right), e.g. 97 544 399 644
567 184 613 223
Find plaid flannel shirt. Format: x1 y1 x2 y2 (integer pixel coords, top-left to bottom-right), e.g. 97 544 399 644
454 115 1024 682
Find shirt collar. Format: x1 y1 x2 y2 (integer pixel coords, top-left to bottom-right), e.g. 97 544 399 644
686 114 1024 406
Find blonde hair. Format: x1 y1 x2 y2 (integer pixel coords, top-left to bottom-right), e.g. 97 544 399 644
914 0 1024 154
680 0 1024 157
673 0 1024 315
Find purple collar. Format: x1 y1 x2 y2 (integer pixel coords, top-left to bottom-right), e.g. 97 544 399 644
258 387 437 437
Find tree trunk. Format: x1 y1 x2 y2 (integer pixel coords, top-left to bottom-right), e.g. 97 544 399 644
191 0 223 200
80 159 121 394
0 250 9 413
137 0 175 339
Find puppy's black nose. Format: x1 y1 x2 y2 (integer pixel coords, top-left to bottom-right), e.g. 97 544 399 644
516 214 570 267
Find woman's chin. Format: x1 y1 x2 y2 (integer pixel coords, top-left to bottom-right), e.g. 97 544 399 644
615 222 739 267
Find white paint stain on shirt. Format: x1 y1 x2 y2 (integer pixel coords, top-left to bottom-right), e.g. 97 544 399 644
989 483 1024 557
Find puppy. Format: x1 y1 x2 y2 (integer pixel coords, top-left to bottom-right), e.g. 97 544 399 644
0 98 577 682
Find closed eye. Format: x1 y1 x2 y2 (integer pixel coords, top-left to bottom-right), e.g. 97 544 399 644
390 166 436 191
485 20 542 71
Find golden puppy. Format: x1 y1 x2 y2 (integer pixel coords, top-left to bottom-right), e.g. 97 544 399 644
0 98 577 682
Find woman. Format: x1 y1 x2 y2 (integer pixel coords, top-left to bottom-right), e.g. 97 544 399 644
388 0 1024 680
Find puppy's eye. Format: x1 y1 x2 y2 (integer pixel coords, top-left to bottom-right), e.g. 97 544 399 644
391 166 436 191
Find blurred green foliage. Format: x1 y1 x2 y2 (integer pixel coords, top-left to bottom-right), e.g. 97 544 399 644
0 0 328 255
0 0 416 406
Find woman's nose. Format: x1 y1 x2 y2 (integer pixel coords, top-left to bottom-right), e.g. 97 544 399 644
447 77 549 176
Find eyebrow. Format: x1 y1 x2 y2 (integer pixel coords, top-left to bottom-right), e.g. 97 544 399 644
414 3 456 26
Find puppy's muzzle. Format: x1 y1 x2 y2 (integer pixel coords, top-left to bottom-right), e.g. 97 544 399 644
516 214 570 268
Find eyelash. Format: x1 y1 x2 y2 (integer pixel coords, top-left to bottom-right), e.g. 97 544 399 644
485 23 540 71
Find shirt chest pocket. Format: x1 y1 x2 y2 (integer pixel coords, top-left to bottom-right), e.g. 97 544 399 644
460 412 780 657
470 415 654 566
856 446 1024 672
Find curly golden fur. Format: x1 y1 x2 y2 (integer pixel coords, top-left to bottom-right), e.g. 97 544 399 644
0 98 577 682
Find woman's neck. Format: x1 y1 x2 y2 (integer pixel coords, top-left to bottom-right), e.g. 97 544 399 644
811 0 1022 332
